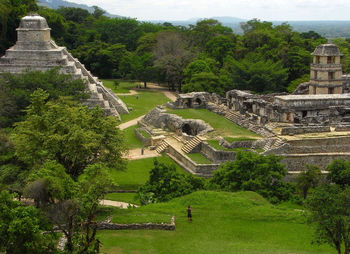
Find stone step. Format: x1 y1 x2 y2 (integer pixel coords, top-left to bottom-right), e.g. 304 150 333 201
156 140 169 154
181 136 202 153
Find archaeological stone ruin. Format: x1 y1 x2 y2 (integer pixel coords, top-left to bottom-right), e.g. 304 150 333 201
0 14 129 119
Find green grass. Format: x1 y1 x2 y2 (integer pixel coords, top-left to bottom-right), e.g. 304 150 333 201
167 108 260 139
110 155 187 190
98 191 332 254
138 129 151 138
122 125 143 149
224 136 257 143
187 153 212 164
119 91 170 123
104 193 140 206
102 80 138 93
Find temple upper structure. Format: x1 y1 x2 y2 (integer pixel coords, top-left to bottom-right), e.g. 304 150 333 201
0 13 129 119
309 44 343 95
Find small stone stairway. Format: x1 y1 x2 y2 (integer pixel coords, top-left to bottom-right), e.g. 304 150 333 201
225 110 247 125
181 136 202 153
263 138 285 152
156 140 169 154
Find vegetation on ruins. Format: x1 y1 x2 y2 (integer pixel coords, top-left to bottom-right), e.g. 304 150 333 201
306 185 350 254
137 159 205 205
0 88 127 252
0 68 87 128
296 164 322 199
209 151 293 203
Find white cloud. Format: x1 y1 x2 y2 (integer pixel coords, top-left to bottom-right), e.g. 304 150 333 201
68 0 350 20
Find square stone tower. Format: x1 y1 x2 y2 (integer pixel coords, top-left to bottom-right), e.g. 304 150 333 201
309 44 343 94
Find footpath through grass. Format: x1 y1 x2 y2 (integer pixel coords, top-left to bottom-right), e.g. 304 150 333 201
110 155 187 190
98 191 332 254
119 91 170 123
167 108 260 139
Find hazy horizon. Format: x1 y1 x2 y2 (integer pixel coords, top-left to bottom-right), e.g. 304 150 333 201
65 0 350 21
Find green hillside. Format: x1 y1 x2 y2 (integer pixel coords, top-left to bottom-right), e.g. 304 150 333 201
98 191 332 254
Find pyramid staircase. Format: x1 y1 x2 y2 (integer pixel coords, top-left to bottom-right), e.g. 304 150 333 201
181 136 202 154
156 140 169 154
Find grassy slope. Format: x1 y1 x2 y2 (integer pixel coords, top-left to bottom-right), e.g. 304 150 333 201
104 193 140 205
98 191 332 254
167 108 260 139
110 155 188 190
119 91 170 123
122 125 143 150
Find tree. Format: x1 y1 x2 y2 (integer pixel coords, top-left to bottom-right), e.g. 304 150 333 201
0 190 56 254
0 68 87 127
137 159 204 205
222 54 288 93
210 151 292 203
182 72 222 95
296 164 322 199
205 35 236 66
153 31 193 91
25 161 117 252
13 89 127 178
327 159 350 186
306 185 350 254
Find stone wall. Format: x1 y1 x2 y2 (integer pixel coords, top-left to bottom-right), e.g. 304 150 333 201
281 126 330 135
134 128 152 146
281 154 350 171
97 216 175 231
166 146 219 177
200 142 236 163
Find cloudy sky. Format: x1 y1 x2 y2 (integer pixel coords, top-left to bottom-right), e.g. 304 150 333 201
67 0 350 21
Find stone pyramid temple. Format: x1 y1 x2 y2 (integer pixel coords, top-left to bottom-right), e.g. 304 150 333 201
0 13 129 119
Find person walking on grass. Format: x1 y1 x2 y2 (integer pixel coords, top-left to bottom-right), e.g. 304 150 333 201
187 205 192 222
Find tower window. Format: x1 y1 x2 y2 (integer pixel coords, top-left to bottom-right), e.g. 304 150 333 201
328 72 335 80
315 56 320 64
329 87 334 94
314 70 318 79
327 56 335 64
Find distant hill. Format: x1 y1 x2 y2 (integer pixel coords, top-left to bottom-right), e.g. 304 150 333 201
38 0 122 18
146 16 350 38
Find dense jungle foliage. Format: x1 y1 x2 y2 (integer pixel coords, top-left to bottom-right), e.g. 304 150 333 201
4 0 348 95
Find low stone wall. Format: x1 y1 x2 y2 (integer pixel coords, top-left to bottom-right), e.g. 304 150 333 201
287 136 350 147
281 126 330 135
220 139 254 149
200 142 236 163
134 128 152 146
97 216 175 231
334 125 350 132
281 153 350 171
166 145 219 177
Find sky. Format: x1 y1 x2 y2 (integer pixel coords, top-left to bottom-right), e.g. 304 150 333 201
67 0 350 21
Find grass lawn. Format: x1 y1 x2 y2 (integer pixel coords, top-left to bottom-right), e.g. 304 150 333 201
167 108 260 139
224 136 257 142
119 91 170 123
110 155 188 190
187 153 212 164
104 193 140 206
122 125 143 150
98 191 332 254
102 80 138 93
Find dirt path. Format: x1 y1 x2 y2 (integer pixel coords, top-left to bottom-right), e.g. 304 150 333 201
118 115 145 130
99 199 138 208
124 147 160 160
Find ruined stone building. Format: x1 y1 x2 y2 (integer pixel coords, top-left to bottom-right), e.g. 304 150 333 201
0 14 129 119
